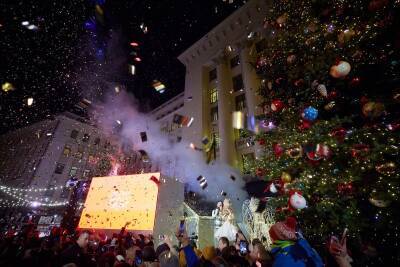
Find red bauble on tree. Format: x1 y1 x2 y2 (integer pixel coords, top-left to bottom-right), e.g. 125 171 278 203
337 182 354 196
330 127 347 142
298 120 312 131
271 99 285 112
273 143 284 157
351 144 370 160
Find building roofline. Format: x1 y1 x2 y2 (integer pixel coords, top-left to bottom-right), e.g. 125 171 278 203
177 0 266 66
150 91 185 114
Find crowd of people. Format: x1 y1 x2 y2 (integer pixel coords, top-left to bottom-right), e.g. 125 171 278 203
0 215 353 267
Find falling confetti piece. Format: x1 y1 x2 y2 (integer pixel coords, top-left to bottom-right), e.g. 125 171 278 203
2 82 15 92
27 98 34 106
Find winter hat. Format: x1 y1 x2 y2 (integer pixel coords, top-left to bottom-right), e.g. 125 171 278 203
156 243 170 258
269 216 297 241
202 246 217 261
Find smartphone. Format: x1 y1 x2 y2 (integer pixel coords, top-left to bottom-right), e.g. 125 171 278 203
135 250 143 266
239 240 248 255
179 218 185 234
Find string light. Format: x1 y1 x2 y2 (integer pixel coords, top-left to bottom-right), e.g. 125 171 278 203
0 184 65 192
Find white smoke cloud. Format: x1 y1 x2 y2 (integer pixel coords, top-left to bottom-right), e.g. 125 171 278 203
91 90 248 218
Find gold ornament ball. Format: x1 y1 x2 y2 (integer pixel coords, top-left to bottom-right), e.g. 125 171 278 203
281 172 292 183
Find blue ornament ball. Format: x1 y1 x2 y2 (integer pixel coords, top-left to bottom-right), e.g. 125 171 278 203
302 106 318 121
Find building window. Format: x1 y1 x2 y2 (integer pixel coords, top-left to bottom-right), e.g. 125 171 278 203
44 185 55 197
210 87 218 104
75 145 84 159
211 107 218 122
63 145 71 156
232 74 244 92
60 187 70 199
235 94 246 111
209 68 217 81
230 55 240 68
70 129 79 139
94 137 100 146
213 132 220 149
69 166 78 177
83 169 91 179
82 133 90 142
54 163 65 174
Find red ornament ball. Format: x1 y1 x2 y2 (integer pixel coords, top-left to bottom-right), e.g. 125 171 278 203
271 99 285 112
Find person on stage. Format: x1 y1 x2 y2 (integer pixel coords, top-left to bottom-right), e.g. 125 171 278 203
214 198 239 242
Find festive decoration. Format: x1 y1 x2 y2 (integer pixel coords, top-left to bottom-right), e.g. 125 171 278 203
330 61 351 78
350 144 370 160
271 99 285 112
249 0 400 263
317 84 328 97
375 162 396 175
362 102 385 118
273 143 284 158
301 106 318 121
281 172 292 183
289 192 307 210
286 145 303 158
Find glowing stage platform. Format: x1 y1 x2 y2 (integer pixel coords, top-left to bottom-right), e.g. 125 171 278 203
78 173 184 239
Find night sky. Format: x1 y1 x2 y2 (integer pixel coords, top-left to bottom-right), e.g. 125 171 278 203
0 0 245 134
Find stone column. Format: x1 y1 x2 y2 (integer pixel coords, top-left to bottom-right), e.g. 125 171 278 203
239 42 263 159
215 55 237 167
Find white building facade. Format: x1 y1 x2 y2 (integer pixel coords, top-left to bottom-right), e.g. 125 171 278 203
177 0 269 170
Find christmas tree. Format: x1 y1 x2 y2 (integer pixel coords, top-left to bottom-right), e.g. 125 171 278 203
248 0 400 265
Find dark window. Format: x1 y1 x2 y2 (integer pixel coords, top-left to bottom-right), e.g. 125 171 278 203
209 68 217 81
232 74 244 92
211 107 218 122
94 137 100 145
82 133 90 142
230 55 240 68
235 94 246 111
70 130 79 139
54 163 65 174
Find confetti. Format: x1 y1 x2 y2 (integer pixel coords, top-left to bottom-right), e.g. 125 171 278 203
197 175 208 190
140 132 148 142
1 82 15 92
27 98 34 106
140 22 148 33
152 80 166 93
129 64 136 75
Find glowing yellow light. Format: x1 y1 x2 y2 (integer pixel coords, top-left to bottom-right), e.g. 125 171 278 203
78 173 159 231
